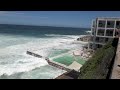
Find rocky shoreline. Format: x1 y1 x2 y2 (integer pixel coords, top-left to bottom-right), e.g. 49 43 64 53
75 35 93 60
77 35 91 42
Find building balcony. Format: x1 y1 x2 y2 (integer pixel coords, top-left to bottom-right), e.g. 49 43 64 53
116 21 120 29
97 29 105 36
98 20 106 28
89 37 113 45
97 33 104 36
107 21 115 28
105 29 114 37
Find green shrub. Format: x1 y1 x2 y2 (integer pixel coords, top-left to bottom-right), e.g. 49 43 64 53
78 39 116 79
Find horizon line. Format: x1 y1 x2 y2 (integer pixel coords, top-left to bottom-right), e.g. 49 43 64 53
0 23 90 29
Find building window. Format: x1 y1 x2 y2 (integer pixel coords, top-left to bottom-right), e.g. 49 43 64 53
97 44 102 48
107 21 115 28
95 37 104 43
98 20 106 28
116 21 120 29
105 38 109 42
97 29 105 36
95 37 99 42
106 29 114 36
92 20 96 27
91 28 95 35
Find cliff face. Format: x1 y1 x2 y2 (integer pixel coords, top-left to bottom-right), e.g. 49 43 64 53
78 38 118 79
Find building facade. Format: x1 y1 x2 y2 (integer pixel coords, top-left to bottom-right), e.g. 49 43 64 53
88 17 120 50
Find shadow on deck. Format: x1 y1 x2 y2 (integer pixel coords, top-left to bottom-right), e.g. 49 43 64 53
55 70 79 79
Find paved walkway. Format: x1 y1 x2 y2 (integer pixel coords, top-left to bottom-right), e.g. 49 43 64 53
111 38 120 79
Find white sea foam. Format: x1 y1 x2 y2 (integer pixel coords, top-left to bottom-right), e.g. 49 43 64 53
85 30 91 34
0 34 83 78
0 58 48 76
45 34 80 39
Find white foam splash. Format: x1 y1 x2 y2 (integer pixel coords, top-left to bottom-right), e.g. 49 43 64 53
0 34 83 78
0 57 48 76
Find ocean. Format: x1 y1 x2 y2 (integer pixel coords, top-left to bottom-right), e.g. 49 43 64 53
0 24 89 79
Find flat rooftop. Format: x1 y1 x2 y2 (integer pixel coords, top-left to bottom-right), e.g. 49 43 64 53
97 17 120 20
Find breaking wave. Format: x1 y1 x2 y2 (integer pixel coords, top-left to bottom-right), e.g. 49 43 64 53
0 34 82 78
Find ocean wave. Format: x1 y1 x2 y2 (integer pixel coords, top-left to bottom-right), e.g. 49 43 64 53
0 34 84 78
85 30 91 33
0 57 48 76
45 34 62 36
44 34 80 39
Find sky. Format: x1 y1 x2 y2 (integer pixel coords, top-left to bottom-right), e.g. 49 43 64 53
0 11 120 28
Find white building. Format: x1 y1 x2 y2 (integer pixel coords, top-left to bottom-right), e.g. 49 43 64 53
88 17 120 50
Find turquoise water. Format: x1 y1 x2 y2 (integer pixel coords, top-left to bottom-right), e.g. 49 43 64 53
48 49 70 58
53 53 86 66
0 24 88 79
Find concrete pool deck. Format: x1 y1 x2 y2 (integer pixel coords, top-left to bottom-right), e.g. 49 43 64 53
50 51 85 71
67 61 82 71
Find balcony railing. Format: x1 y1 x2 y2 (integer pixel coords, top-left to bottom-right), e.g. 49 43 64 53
106 33 113 36
97 33 104 36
